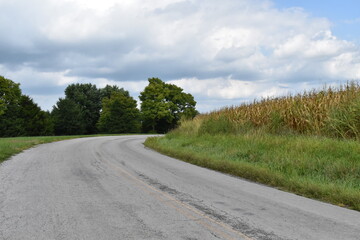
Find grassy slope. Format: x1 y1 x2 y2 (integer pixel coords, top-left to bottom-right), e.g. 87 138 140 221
145 133 360 210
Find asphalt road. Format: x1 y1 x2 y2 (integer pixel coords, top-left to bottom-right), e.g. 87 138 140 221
0 135 359 240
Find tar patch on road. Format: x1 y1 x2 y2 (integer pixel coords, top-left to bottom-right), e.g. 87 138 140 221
136 172 286 240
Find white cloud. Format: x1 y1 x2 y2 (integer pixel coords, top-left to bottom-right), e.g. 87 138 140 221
1 66 78 88
325 52 360 79
168 77 293 100
274 31 354 60
0 0 360 112
169 77 258 99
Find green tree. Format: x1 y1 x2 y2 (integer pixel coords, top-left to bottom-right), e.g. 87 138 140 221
52 98 86 135
97 92 140 133
18 95 54 136
0 102 25 137
65 83 101 134
0 76 21 115
100 85 129 100
0 77 53 137
139 78 197 133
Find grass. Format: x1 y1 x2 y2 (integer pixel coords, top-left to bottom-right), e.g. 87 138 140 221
146 133 360 210
199 82 360 139
0 134 125 164
145 82 360 211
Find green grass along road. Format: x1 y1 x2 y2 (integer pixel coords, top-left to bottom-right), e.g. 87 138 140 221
145 132 360 211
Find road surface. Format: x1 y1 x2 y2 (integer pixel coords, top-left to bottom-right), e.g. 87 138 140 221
0 135 359 240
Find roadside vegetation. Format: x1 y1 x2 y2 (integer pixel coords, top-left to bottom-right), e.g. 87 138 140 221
0 76 197 137
145 82 360 210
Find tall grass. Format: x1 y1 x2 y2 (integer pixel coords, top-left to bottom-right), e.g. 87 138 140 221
193 82 360 140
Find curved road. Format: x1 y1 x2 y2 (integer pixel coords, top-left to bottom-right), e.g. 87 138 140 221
0 135 359 240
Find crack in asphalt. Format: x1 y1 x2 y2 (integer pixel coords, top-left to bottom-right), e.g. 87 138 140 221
136 172 286 240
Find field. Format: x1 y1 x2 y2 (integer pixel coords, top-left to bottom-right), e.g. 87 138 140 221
145 82 360 210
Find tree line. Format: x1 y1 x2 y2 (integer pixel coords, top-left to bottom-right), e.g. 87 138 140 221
0 76 197 137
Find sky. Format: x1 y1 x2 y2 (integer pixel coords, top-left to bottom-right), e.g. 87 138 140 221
0 0 359 113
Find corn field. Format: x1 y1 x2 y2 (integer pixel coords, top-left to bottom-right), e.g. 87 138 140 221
182 82 360 140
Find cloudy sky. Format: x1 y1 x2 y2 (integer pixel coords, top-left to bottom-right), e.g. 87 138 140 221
1 0 359 112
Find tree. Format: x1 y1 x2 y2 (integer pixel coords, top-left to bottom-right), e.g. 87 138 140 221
52 83 141 135
139 78 197 133
100 85 130 100
0 77 53 137
0 95 53 137
18 95 53 136
0 76 21 116
0 102 25 137
97 92 140 133
52 98 86 135
64 83 101 134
